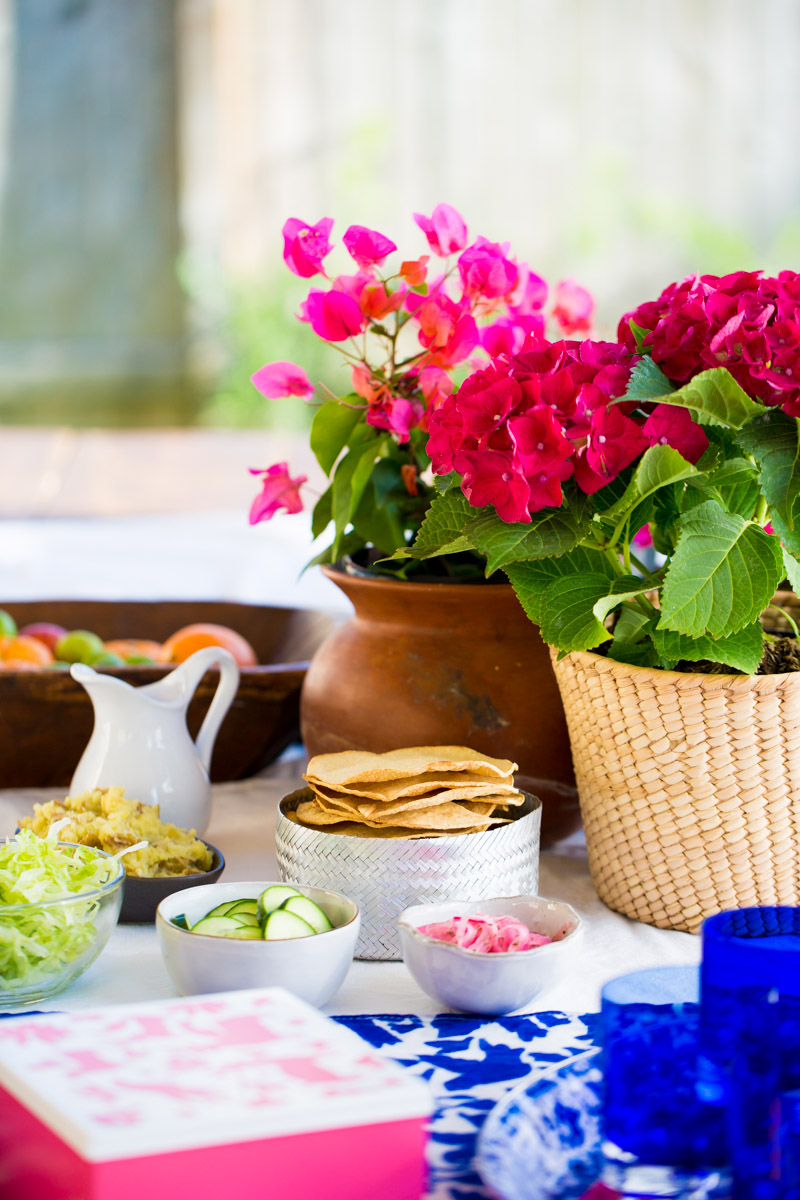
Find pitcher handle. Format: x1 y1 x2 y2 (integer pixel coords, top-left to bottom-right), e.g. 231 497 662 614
191 648 241 773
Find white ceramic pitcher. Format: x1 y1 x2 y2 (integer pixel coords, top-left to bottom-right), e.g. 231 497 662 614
69 647 240 835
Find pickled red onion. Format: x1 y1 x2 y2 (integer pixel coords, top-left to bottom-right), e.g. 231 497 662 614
417 913 554 953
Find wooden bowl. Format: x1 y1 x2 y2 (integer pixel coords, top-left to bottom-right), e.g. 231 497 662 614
0 600 334 788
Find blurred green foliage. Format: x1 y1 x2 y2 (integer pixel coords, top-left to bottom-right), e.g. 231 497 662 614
181 255 350 429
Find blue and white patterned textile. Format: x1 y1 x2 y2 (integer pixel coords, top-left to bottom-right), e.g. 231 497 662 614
335 1011 601 1200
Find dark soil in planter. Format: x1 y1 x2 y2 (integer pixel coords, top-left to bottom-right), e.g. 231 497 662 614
669 635 800 676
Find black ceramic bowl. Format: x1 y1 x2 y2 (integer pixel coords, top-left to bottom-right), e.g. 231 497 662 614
119 842 225 924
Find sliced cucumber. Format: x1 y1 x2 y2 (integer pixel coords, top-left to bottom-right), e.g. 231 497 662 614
262 909 316 940
225 899 259 918
171 913 190 930
281 895 333 934
204 900 242 919
231 912 260 928
257 885 303 923
191 916 259 938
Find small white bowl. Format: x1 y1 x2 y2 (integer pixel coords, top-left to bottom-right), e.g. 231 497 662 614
156 880 360 1007
397 895 583 1015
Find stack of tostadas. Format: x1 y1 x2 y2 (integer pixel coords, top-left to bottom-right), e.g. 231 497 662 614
289 745 524 839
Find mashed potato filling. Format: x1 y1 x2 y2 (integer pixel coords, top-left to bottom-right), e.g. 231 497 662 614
19 788 214 878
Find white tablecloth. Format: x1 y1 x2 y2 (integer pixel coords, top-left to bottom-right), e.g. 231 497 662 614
0 509 700 1017
0 769 700 1018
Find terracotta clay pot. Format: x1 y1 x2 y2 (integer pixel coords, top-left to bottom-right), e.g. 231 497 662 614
300 565 580 847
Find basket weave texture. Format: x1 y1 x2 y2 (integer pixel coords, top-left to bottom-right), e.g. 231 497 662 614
276 789 541 960
549 648 800 933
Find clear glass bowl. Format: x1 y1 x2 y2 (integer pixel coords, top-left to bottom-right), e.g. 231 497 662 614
0 842 124 1007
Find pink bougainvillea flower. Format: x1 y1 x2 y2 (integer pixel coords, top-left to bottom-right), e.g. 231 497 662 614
413 203 468 256
358 280 407 321
508 405 573 474
330 268 374 303
299 288 364 341
507 263 548 315
642 404 709 464
248 463 307 523
351 364 381 402
282 217 334 278
418 365 453 408
553 279 595 334
342 224 397 268
250 360 314 400
458 237 518 300
585 405 647 479
399 256 430 287
459 448 531 524
414 293 478 366
366 395 423 443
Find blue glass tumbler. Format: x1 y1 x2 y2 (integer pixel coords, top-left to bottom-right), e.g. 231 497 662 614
701 907 800 1200
601 967 730 1199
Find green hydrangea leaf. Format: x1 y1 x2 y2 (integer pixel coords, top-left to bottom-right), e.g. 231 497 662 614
504 547 618 627
310 398 364 474
781 547 800 596
649 367 764 429
736 409 800 529
538 574 644 656
401 489 479 559
624 357 675 401
600 445 700 528
659 499 783 638
652 622 765 674
465 506 589 575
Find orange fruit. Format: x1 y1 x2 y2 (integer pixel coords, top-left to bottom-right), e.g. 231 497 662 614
0 635 54 666
161 623 258 667
104 639 167 663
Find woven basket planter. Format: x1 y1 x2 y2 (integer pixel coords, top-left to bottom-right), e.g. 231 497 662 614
549 648 800 933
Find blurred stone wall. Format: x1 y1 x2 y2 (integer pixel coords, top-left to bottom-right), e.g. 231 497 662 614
0 0 188 424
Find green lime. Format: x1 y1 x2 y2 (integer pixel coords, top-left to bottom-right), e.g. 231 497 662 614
124 654 155 664
55 630 106 665
91 651 125 667
0 609 17 638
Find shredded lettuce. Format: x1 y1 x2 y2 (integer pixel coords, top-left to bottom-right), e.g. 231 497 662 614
0 829 119 990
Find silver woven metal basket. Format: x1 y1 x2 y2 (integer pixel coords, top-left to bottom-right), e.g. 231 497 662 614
275 788 542 960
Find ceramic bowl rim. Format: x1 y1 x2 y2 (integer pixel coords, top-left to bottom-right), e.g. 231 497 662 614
155 879 361 942
125 840 225 883
397 894 583 960
0 838 125 910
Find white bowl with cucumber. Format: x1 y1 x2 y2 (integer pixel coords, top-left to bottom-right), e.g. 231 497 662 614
156 881 360 1007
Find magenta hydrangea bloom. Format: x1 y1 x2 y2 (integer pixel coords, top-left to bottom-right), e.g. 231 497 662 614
299 288 364 341
250 361 314 400
248 463 307 523
427 336 640 521
342 225 397 268
282 217 334 278
642 404 709 464
413 203 468 256
619 270 800 410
